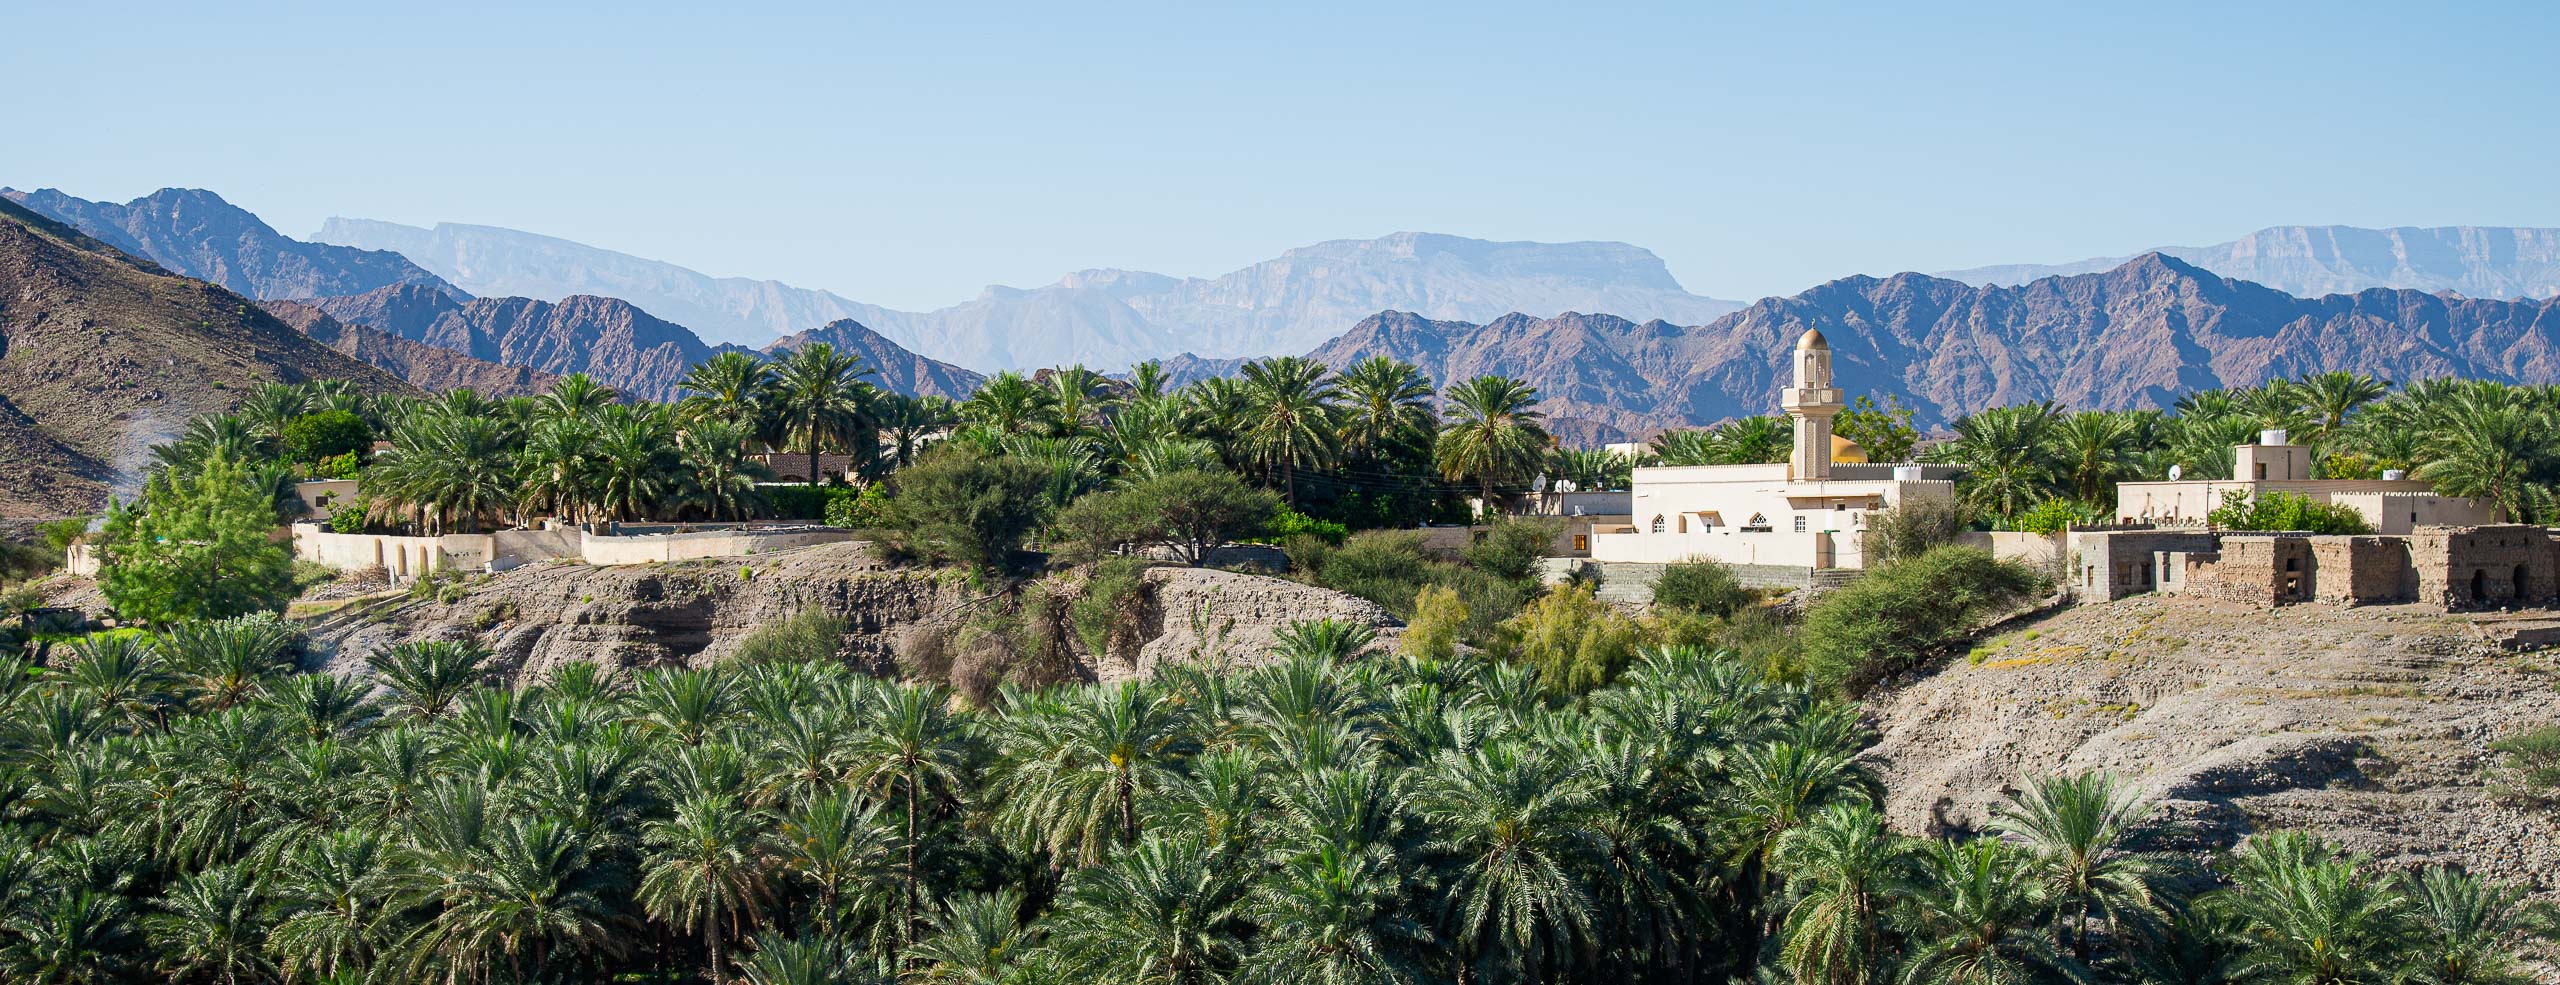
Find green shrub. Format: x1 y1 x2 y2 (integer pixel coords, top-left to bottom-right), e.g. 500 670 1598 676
1490 582 1646 695
1651 559 1751 618
1800 546 2047 696
1864 497 1971 566
770 485 859 522
2491 726 2560 803
2207 490 2372 535
98 458 295 624
887 447 1054 573
1069 557 1152 666
732 609 850 664
1463 516 1562 582
1255 509 1349 546
2013 498 2107 536
1401 584 1467 661
314 451 363 480
823 484 894 528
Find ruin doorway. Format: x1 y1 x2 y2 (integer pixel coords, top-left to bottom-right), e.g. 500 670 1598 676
2471 569 2488 605
2518 565 2533 603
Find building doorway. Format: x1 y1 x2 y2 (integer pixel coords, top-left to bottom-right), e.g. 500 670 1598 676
2518 565 2533 603
2471 568 2488 605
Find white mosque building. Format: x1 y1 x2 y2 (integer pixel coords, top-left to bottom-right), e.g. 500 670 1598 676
1587 328 1960 571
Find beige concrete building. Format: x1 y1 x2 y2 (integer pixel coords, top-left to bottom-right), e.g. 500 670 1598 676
2112 430 2498 530
1589 328 1959 570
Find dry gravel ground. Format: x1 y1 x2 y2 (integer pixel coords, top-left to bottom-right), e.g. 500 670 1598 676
1865 594 2560 886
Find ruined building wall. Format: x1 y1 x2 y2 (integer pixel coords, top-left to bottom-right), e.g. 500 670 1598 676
2308 536 2414 606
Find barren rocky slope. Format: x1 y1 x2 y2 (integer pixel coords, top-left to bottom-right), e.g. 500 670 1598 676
300 543 1398 686
0 197 414 518
1866 594 2560 885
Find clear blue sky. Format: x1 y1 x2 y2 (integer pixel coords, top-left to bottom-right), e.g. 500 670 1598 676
12 1 2557 310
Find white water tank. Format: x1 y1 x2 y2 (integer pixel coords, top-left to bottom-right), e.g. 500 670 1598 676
2261 428 2289 446
2383 469 2407 481
1892 465 1924 483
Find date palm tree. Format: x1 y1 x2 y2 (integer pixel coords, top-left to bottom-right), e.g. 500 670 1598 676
518 414 604 526
680 351 779 437
1774 802 1915 985
1239 844 1433 985
1934 402 2061 520
677 418 770 521
1041 365 1115 439
1894 839 2085 985
963 372 1050 437
2296 371 2389 443
2051 411 2146 505
1418 742 1600 984
846 684 973 959
147 861 273 985
2219 833 2414 985
878 393 961 470
1436 375 1551 517
995 682 1198 867
771 343 878 489
907 889 1042 985
1045 832 1250 985
1238 356 1341 507
1335 356 1435 461
1993 772 2164 961
2400 865 2550 985
541 372 619 420
640 793 780 985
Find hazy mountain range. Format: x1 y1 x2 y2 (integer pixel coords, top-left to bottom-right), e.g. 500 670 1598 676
1938 225 2560 300
1 187 460 302
312 219 1744 367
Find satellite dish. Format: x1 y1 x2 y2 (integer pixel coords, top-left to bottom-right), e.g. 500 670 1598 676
1530 475 1549 493
2168 464 2183 481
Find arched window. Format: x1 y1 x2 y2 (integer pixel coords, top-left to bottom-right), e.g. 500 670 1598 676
1677 514 1688 534
1650 515 1666 534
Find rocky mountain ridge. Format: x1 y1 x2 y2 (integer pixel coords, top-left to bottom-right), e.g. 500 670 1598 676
259 301 562 398
295 285 722 403
1307 253 2560 442
4 187 462 302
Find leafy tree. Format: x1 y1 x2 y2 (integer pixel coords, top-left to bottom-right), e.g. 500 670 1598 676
2206 490 2372 535
1490 582 1648 695
1461 516 1560 583
888 446 1055 573
1053 469 1282 566
1834 394 1920 464
281 410 373 467
98 457 296 624
1400 585 1469 662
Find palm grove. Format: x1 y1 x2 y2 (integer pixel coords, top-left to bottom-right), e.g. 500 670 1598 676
12 345 2557 983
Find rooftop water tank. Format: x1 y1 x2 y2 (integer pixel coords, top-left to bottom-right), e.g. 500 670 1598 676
2261 428 2289 446
1892 465 1924 483
2382 469 2407 481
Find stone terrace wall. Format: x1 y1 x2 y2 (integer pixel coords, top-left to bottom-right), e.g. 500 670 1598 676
2180 535 2312 606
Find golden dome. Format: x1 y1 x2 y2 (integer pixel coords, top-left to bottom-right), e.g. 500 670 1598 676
1797 327 1830 350
1831 434 1868 463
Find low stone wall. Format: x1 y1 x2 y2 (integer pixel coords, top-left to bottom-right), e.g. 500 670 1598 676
576 527 860 566
293 526 453 580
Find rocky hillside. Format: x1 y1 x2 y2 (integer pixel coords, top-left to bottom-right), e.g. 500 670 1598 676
297 284 720 402
1940 225 2560 301
0 198 414 518
260 300 561 398
4 187 461 301
314 219 1741 368
1312 254 2560 442
763 318 985 399
1866 594 2560 886
299 542 1398 686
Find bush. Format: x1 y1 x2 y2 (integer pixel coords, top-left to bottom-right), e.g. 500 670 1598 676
2012 498 2108 536
1463 516 1562 583
328 502 369 534
1490 582 1647 695
1864 497 1971 566
1401 584 1467 662
1800 546 2047 696
1255 509 1349 546
824 485 894 529
2208 490 2372 535
888 447 1055 573
1054 470 1281 566
282 410 372 465
771 485 858 522
1651 559 1751 618
732 609 850 664
1069 558 1152 666
2491 726 2560 803
315 451 363 480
